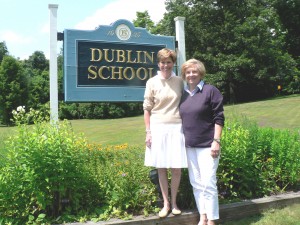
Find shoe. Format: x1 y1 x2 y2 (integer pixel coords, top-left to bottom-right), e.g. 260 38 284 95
158 207 170 218
172 208 182 215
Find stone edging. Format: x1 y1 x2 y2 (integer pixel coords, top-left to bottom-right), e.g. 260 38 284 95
63 191 300 225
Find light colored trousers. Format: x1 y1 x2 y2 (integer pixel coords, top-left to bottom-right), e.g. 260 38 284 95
186 147 220 220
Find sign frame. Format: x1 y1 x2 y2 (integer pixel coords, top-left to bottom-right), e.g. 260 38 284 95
63 19 175 102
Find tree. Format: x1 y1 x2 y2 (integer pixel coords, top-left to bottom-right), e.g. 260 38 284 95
0 41 8 63
155 0 190 36
161 0 299 102
133 11 155 33
26 70 50 109
274 0 300 59
273 0 300 93
0 56 28 125
24 51 49 72
21 51 50 110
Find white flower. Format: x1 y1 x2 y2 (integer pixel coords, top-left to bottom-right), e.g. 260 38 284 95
16 106 25 112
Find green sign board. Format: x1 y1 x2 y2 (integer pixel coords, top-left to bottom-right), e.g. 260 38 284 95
63 19 175 102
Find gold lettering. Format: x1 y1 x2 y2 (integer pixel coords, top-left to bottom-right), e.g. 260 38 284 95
88 65 98 79
111 66 123 79
90 48 102 62
86 47 158 83
144 51 155 64
148 67 154 78
87 65 156 81
127 50 137 63
99 66 110 79
123 67 135 80
136 51 142 63
116 50 126 62
103 49 114 62
136 67 152 80
89 48 156 64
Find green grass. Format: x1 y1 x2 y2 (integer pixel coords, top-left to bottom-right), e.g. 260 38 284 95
0 94 299 147
67 94 300 146
221 203 300 225
68 116 145 145
225 94 300 130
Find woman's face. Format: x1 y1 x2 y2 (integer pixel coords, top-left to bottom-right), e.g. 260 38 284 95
185 65 201 86
158 57 174 75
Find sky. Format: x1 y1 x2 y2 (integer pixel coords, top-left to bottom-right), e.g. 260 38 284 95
0 0 167 60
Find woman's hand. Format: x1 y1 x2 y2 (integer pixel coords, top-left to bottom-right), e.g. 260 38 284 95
145 132 152 148
211 140 220 158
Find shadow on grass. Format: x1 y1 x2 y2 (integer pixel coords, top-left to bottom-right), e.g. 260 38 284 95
220 214 263 225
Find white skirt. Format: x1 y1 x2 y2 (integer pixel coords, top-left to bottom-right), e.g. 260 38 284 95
144 123 188 168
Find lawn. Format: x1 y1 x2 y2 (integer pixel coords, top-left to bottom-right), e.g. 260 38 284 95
0 94 299 147
225 94 300 130
221 203 300 225
68 94 300 146
68 116 145 145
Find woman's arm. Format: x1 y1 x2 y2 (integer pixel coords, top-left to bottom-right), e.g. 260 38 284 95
211 123 223 158
144 110 152 148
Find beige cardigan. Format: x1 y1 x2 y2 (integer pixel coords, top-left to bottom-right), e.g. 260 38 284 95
143 73 183 124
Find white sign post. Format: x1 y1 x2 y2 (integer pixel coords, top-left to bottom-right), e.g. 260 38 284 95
174 16 186 76
48 4 59 123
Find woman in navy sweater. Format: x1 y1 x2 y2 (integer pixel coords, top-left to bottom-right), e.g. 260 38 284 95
179 59 225 225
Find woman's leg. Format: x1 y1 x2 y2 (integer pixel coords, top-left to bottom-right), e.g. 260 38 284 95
187 147 219 224
198 148 219 222
187 148 205 214
170 168 181 210
187 148 206 224
199 214 208 225
158 168 170 211
207 220 216 225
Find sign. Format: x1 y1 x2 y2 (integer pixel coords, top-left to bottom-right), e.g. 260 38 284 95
63 19 175 102
77 41 163 87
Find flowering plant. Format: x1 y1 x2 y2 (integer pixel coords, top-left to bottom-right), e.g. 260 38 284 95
11 105 49 125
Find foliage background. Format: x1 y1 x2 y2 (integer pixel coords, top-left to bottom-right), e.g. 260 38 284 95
0 0 300 124
0 1 300 223
155 0 300 103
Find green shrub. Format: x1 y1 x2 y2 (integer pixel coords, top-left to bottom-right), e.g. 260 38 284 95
268 129 300 188
58 102 143 120
219 116 300 201
85 143 157 221
0 107 102 224
218 120 253 199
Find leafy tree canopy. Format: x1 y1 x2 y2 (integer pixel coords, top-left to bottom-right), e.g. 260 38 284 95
158 0 299 102
0 41 8 63
0 56 28 125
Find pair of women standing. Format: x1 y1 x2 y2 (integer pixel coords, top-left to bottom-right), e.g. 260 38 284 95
143 48 225 225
